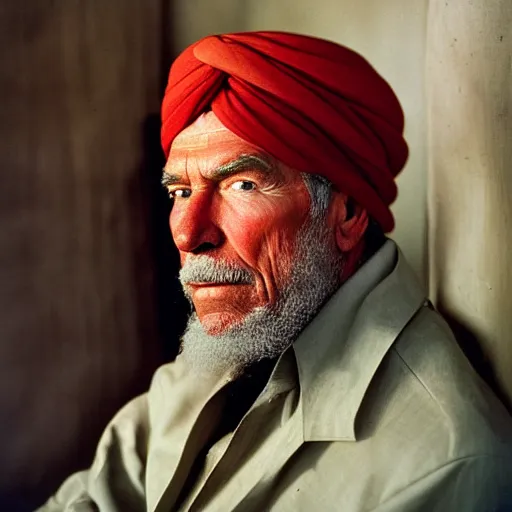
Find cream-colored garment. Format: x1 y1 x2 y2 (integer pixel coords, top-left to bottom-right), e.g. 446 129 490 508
38 241 512 511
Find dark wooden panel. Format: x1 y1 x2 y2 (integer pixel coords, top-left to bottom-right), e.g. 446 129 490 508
0 1 182 507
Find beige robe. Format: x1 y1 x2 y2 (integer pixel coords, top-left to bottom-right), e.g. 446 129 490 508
38 241 512 511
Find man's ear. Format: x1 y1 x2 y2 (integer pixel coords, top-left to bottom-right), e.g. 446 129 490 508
328 191 369 254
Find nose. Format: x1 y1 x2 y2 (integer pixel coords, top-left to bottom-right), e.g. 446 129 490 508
170 192 223 254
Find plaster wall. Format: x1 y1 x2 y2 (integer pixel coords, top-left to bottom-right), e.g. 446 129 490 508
427 0 512 405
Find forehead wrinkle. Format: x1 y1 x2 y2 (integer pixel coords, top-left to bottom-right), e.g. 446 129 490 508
162 152 279 187
172 128 229 150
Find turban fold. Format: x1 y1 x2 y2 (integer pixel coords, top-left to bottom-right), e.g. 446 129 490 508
161 31 408 232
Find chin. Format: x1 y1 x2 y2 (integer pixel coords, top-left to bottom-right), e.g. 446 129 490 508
199 311 247 336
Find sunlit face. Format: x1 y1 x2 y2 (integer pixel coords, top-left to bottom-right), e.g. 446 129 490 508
163 112 312 335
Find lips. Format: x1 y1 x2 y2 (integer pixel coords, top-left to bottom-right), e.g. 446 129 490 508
187 282 251 295
188 282 253 302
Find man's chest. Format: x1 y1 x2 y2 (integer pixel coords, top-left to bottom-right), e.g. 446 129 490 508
149 386 302 512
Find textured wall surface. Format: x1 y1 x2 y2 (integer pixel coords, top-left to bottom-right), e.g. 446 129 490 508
0 2 173 508
427 0 512 407
172 0 429 285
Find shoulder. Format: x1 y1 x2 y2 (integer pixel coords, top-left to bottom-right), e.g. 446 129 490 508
90 359 186 474
394 305 512 455
347 305 512 508
91 356 210 473
90 391 150 479
359 304 512 467
370 453 512 511
37 391 151 511
91 358 189 455
38 361 189 511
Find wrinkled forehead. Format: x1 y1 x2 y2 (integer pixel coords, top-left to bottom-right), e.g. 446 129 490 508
166 111 275 179
171 111 242 152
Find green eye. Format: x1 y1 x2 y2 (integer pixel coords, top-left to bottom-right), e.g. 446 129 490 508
231 181 256 191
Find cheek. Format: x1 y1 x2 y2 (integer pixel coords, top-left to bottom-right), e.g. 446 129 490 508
222 197 309 268
222 204 269 257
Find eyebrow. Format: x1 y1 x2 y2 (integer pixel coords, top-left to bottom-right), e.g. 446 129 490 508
161 153 275 187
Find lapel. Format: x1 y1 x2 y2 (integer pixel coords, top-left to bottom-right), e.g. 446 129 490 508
188 350 304 511
294 241 427 441
230 395 305 512
146 361 230 512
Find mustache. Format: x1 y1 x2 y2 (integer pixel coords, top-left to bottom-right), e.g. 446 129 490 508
179 256 254 285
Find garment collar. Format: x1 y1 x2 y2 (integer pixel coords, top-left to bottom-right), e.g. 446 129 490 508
287 239 426 442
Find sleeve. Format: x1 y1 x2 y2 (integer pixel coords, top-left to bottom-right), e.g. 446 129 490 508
372 455 512 512
35 394 149 512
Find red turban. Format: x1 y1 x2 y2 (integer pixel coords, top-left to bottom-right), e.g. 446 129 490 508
161 31 408 232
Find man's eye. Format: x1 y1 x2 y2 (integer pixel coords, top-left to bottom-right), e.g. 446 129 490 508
231 181 256 192
170 188 192 199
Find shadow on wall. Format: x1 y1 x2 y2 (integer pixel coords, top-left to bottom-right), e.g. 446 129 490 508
142 113 190 362
150 0 191 363
438 303 512 414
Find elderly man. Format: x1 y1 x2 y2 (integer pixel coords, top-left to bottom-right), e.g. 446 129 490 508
40 32 512 511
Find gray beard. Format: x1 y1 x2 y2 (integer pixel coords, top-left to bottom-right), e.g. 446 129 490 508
178 215 343 378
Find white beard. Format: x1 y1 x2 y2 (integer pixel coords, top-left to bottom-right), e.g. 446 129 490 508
178 215 343 378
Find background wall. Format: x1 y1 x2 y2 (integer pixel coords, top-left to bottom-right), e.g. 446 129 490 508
427 0 512 408
173 0 429 285
0 2 182 509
